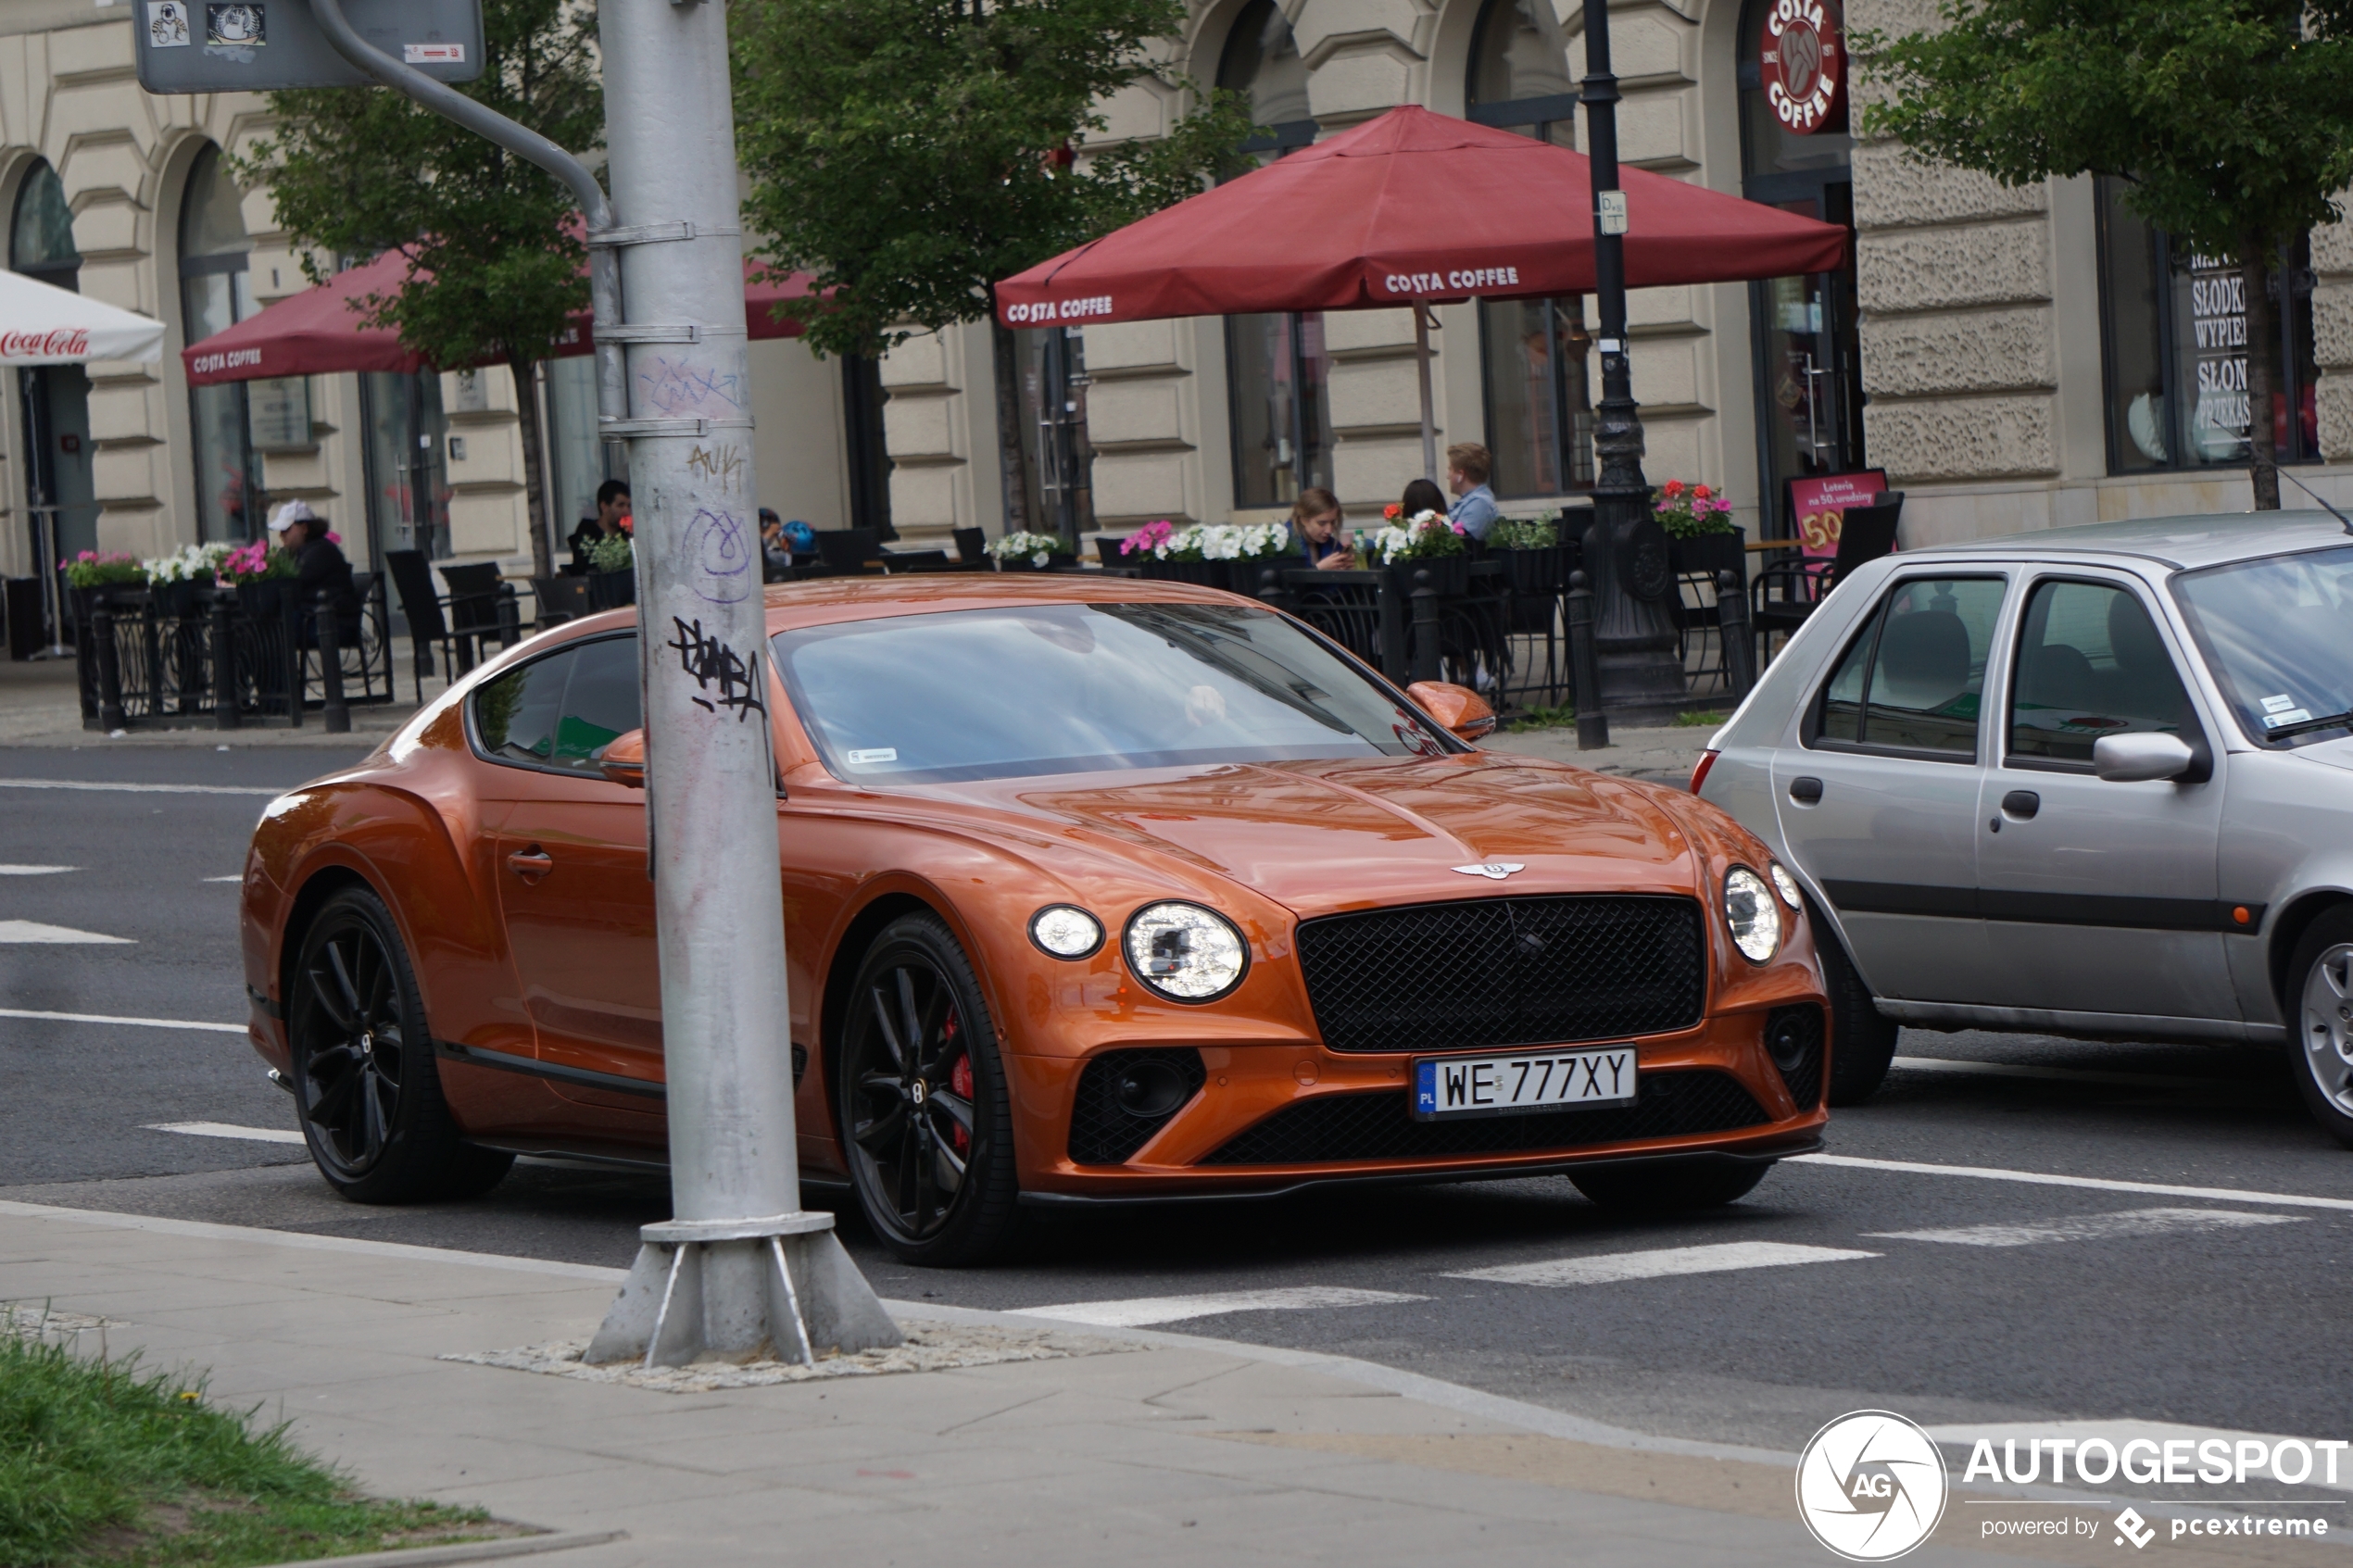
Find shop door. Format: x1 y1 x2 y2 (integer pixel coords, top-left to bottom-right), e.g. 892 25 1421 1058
1751 187 1865 518
22 364 95 645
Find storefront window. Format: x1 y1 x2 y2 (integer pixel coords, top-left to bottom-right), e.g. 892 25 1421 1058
11 160 94 577
180 144 261 544
1013 326 1096 541
1220 0 1331 509
1738 0 1863 529
360 370 451 560
545 356 620 554
2097 177 2318 473
1466 0 1590 499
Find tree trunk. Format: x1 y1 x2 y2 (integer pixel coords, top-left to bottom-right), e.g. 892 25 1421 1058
989 315 1029 535
509 353 556 580
2241 241 2281 510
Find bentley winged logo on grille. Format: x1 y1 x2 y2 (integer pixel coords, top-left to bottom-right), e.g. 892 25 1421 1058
1451 862 1526 880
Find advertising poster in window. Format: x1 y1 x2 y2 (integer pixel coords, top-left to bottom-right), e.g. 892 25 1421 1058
1788 470 1883 560
2181 253 2248 463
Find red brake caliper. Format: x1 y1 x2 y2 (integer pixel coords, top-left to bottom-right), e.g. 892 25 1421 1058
945 1012 972 1156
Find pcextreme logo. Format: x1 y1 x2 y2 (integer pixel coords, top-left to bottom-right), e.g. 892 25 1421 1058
1795 1411 1951 1561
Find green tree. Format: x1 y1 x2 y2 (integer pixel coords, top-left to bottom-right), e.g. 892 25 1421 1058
233 0 604 574
1861 0 2353 508
731 0 1259 528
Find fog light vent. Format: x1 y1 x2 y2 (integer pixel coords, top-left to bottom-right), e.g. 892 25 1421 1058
1764 1004 1825 1110
1069 1047 1206 1165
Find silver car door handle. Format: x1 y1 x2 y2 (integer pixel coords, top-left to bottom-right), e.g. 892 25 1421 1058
1789 776 1824 805
2001 790 2041 820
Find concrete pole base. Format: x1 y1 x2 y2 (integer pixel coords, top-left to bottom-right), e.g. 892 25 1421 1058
582 1212 902 1369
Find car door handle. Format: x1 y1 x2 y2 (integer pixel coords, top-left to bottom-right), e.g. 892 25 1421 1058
506 848 554 879
1789 776 1824 805
2001 790 2041 820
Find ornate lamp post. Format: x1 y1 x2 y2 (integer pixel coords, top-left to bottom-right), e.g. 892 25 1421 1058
1578 0 1688 711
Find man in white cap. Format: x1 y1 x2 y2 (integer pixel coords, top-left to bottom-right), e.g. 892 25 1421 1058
268 499 357 631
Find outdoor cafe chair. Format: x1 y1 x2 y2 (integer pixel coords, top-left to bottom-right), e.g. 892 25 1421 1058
1749 493 1904 665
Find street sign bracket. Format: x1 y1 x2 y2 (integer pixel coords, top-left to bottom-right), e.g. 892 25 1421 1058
587 222 742 248
598 323 702 345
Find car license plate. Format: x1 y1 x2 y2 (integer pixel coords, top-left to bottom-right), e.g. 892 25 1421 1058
1414 1047 1637 1120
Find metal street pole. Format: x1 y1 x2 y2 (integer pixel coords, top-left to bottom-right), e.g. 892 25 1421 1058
1579 0 1687 712
308 0 898 1367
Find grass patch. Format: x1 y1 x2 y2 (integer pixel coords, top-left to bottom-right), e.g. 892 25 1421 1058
1672 710 1727 727
1503 703 1577 732
0 1326 504 1567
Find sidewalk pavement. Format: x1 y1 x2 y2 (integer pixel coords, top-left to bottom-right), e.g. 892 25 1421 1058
0 1199 2209 1568
1484 721 1719 784
0 645 443 748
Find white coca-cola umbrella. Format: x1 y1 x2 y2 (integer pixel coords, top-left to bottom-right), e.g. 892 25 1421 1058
0 269 163 363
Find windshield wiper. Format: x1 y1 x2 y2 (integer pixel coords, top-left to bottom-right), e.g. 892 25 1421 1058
2264 709 2353 741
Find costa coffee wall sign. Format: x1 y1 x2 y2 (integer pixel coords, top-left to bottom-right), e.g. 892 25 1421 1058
1761 0 1844 135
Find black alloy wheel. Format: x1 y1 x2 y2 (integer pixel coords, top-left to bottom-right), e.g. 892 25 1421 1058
838 912 1020 1265
287 887 511 1203
1808 894 1899 1105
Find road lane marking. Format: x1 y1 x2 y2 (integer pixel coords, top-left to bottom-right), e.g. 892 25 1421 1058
0 778 280 797
144 1122 305 1147
0 1008 245 1034
201 875 242 883
1792 1151 2353 1213
0 921 132 945
1447 1240 1878 1287
1007 1286 1426 1327
0 865 75 875
1892 1055 2251 1091
1866 1206 2303 1248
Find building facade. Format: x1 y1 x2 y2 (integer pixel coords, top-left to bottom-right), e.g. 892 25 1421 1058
4 0 2347 599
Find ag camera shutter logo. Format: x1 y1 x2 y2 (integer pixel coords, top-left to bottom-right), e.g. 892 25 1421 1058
1795 1411 1950 1561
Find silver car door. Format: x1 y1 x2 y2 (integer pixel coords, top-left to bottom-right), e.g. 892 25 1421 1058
1772 571 2011 1002
1974 571 2234 1022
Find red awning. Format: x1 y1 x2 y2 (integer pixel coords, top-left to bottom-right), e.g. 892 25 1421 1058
995 105 1847 326
183 249 819 386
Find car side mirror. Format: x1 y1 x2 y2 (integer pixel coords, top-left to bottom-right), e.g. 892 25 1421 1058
1407 681 1497 742
2093 731 2195 783
598 729 647 788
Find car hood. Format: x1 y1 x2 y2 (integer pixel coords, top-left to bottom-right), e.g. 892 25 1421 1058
918 752 1702 919
2284 734 2353 774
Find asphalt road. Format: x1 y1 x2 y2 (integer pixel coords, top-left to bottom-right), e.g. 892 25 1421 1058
4 744 2348 1476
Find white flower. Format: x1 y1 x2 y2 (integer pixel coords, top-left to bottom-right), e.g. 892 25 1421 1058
988 531 1063 561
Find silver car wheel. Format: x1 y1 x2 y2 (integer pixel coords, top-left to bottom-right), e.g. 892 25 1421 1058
2300 942 2353 1116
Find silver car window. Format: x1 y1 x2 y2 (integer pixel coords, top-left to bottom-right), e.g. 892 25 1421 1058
1809 576 2005 759
2009 580 2196 767
2174 545 2353 747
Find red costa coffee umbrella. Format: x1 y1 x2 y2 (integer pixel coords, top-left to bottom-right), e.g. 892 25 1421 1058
183 248 818 386
996 105 1847 473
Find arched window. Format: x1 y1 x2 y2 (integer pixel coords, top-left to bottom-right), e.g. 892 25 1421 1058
181 144 261 543
1466 0 1592 498
1220 0 1332 510
12 160 95 586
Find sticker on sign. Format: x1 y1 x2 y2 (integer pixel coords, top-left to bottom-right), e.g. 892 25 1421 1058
404 42 466 63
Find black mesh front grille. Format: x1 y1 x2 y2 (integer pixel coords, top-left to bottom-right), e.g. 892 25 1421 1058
1067 1047 1207 1165
1199 1070 1769 1166
1766 1004 1825 1112
1295 895 1706 1054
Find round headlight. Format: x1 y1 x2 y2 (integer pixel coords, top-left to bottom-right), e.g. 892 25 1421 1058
1030 905 1103 959
1124 902 1247 1002
1769 862 1805 910
1724 867 1781 963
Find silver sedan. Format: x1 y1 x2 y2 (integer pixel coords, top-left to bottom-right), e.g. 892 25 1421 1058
1695 513 2353 1145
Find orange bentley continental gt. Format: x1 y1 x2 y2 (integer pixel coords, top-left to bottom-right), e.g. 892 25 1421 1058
239 577 1831 1263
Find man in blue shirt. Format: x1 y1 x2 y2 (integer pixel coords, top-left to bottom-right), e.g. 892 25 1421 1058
1445 442 1501 542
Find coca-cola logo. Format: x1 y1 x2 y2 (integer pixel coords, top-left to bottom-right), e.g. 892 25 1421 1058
0 328 91 358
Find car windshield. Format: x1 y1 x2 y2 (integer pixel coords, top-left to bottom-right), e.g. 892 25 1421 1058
771 601 1446 784
2173 545 2353 746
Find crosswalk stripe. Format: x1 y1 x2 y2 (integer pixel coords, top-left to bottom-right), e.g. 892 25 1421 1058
0 778 280 797
1447 1240 1878 1288
1865 1206 2301 1248
144 1122 306 1147
0 1008 244 1034
1007 1286 1426 1327
0 865 75 875
0 921 132 945
1790 1151 2353 1214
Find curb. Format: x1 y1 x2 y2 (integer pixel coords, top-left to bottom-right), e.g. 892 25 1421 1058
244 1528 626 1568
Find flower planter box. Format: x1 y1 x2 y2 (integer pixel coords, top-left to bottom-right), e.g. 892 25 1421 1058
1491 545 1569 633
1668 530 1745 585
586 570 636 609
994 555 1077 572
1139 558 1227 590
1385 555 1469 599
